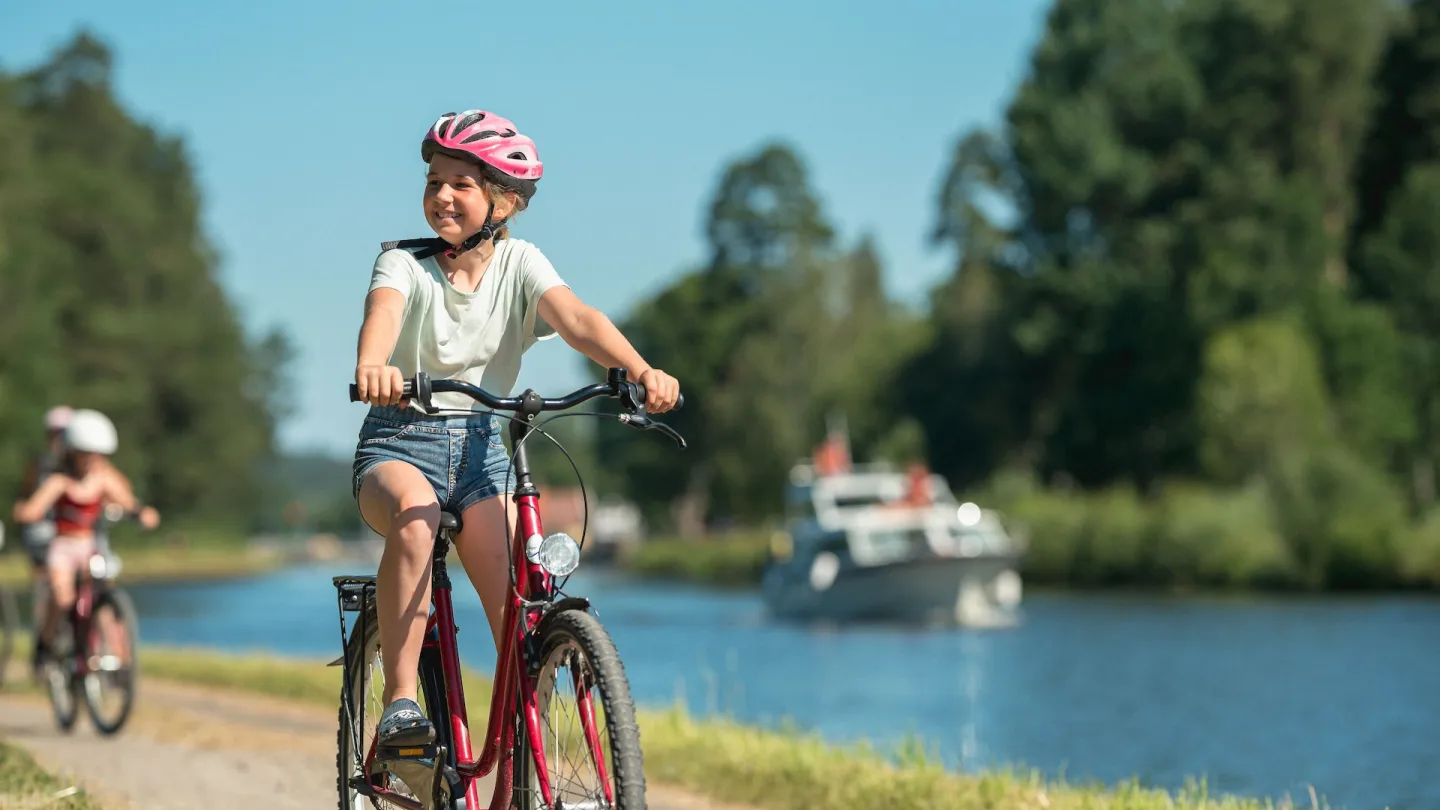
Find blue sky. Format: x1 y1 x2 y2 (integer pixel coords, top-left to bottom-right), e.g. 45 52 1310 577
4 0 1049 456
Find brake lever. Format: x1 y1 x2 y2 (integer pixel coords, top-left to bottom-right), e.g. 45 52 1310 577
615 381 687 449
618 412 688 450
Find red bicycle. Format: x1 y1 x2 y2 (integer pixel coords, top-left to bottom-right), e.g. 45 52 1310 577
41 504 141 736
336 368 686 810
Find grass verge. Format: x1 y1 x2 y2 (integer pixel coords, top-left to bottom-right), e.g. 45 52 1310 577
112 644 1330 810
0 740 102 810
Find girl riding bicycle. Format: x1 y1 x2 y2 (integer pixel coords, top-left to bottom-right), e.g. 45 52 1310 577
351 109 680 748
12 409 159 666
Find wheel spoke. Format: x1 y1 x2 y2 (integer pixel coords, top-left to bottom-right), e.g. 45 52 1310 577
525 610 644 810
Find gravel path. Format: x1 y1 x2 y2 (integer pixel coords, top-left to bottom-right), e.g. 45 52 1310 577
0 677 745 810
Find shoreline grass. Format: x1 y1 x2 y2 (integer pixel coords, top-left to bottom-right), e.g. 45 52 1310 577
0 543 285 589
40 640 1336 810
0 740 101 810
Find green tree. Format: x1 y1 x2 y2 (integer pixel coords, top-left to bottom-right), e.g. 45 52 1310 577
1359 163 1440 508
0 31 289 528
914 0 1392 493
1195 316 1333 484
600 143 929 528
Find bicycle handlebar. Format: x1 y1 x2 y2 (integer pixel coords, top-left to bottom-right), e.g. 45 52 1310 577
348 373 682 413
349 368 687 448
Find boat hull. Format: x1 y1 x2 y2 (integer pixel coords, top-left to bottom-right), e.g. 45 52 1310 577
761 552 1023 627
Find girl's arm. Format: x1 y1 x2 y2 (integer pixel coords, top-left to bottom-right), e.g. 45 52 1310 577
537 287 681 413
100 468 160 529
14 474 69 524
355 288 408 406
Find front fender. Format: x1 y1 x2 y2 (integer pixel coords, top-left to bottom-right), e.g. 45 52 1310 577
535 596 593 640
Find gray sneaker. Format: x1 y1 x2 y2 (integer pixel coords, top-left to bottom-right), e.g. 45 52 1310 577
377 697 436 747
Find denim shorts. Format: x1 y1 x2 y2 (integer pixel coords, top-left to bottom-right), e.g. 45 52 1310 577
352 405 516 517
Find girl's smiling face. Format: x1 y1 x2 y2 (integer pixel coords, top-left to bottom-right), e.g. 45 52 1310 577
424 153 512 244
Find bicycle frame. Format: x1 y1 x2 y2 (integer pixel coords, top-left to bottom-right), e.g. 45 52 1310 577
63 553 116 680
358 414 612 810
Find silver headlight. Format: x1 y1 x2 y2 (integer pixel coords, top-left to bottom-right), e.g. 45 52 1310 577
535 532 581 577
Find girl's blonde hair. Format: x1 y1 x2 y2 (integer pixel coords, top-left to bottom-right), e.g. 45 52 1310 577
480 177 528 241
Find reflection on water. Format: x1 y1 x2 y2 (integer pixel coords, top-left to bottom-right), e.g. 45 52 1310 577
127 563 1440 810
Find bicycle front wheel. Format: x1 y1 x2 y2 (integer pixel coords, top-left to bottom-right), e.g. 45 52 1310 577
515 608 646 810
82 587 139 735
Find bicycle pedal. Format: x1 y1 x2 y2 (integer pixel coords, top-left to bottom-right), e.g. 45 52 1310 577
370 746 443 804
374 742 440 763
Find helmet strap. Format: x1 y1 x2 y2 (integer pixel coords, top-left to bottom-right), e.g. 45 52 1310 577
444 200 508 259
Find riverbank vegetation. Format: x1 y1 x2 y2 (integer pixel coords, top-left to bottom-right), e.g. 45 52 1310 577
106 644 1332 810
620 472 1440 593
616 531 772 588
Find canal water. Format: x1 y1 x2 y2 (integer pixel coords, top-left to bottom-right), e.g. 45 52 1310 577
125 562 1437 810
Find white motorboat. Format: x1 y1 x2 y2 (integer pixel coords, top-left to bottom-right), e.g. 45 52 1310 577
761 461 1025 627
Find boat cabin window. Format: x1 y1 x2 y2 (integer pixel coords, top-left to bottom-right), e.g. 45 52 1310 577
851 526 926 566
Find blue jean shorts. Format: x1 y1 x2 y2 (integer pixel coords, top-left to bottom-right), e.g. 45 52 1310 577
352 405 515 517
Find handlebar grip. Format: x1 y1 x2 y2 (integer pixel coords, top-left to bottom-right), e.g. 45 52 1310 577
349 381 417 402
634 384 684 411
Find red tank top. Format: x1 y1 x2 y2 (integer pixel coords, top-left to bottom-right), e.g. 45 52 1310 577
54 489 102 536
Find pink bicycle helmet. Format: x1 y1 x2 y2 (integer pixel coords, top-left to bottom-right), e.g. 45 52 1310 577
44 405 73 432
422 110 543 201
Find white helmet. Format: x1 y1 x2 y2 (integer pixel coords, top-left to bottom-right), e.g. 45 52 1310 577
65 409 118 455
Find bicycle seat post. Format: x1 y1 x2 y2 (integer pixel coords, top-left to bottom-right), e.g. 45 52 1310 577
432 511 461 599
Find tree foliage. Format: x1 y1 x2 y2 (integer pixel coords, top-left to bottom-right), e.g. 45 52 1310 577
603 0 1440 590
0 32 289 529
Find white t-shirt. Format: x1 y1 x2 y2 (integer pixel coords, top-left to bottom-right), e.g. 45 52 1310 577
368 238 568 412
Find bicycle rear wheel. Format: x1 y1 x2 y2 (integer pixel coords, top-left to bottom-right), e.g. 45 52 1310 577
514 608 646 810
81 587 138 734
337 600 458 810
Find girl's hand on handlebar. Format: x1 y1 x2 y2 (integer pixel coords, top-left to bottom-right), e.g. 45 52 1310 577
355 364 407 407
638 368 681 414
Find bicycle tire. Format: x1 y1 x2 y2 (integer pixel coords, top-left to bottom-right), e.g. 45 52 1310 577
336 600 458 810
82 587 139 735
0 584 17 689
518 608 646 810
45 614 79 733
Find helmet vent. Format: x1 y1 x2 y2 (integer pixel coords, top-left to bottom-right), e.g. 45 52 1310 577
454 112 486 133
